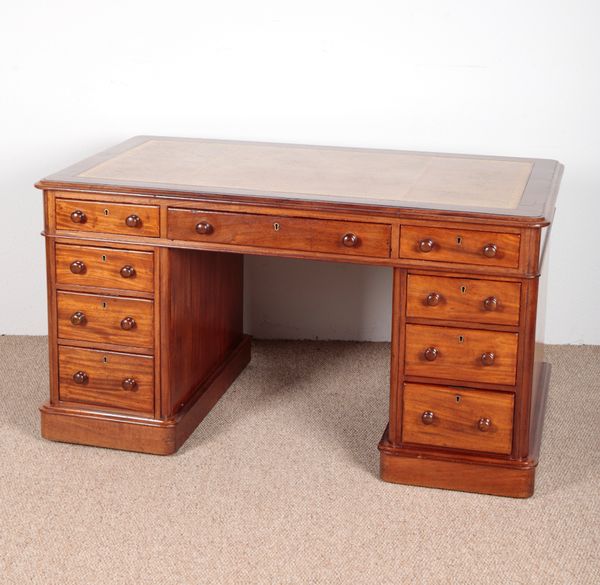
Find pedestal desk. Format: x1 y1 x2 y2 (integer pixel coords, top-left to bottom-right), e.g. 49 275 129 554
37 136 562 497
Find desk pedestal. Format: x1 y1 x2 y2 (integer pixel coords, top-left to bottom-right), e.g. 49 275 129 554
41 335 251 455
380 360 550 497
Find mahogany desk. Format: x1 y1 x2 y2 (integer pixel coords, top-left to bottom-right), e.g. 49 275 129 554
36 136 562 497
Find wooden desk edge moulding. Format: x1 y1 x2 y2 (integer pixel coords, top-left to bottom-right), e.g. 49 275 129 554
37 136 563 498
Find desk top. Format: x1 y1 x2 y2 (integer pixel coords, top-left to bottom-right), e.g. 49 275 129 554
38 136 562 223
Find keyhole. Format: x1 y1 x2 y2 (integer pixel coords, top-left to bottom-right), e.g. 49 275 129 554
455 395 461 403
456 236 463 246
273 222 280 232
103 209 110 216
101 302 107 309
102 356 108 364
460 285 467 294
458 335 465 343
101 255 107 262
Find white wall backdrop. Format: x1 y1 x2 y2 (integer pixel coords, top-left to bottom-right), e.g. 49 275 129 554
1 0 599 343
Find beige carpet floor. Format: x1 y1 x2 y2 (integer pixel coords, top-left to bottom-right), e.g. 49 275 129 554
0 337 598 585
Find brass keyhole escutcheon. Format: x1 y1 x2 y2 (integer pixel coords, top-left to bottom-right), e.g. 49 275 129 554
101 255 107 262
103 208 110 216
102 356 108 364
458 335 465 343
460 285 467 294
455 395 461 403
456 236 463 246
101 301 108 309
273 222 280 232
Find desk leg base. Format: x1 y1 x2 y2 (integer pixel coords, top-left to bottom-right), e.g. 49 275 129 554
40 335 251 455
378 429 536 498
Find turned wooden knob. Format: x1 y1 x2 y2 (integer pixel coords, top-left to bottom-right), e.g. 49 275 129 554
120 316 136 330
195 221 214 235
483 243 497 258
70 260 86 274
70 311 86 325
73 371 88 384
342 233 359 247
478 417 492 432
426 292 441 306
424 347 439 361
481 352 495 366
70 210 87 224
418 238 434 253
422 411 435 425
122 378 138 392
483 296 498 311
125 214 142 228
120 265 136 278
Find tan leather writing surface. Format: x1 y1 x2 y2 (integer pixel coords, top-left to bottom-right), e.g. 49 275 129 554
77 138 532 210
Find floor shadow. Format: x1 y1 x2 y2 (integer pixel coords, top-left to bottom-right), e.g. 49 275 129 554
177 339 390 477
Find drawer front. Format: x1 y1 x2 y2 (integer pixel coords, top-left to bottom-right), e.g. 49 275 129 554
405 324 518 386
400 225 520 268
57 292 154 349
167 209 391 258
55 199 160 237
406 275 521 326
58 346 154 415
402 383 514 454
55 244 154 293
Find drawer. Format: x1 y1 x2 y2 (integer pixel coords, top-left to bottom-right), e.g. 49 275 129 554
55 244 154 293
400 225 520 268
55 198 160 237
57 291 154 349
402 383 514 455
58 346 154 415
406 275 521 326
167 209 392 258
404 324 518 386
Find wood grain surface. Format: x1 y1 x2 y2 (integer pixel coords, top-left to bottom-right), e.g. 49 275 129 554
161 248 244 416
401 383 514 454
55 243 154 292
58 346 154 415
400 225 520 268
404 324 518 385
379 449 534 498
57 291 154 349
167 208 392 258
55 198 160 237
406 274 521 326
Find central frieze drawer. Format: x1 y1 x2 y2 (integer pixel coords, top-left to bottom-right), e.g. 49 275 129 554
58 346 154 415
404 324 518 386
57 291 154 349
402 383 514 455
167 209 392 258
